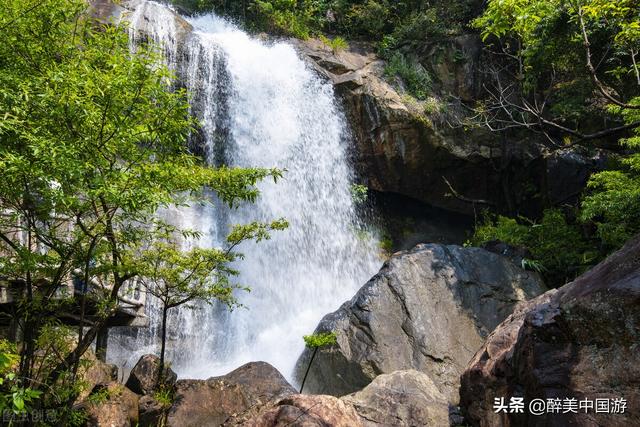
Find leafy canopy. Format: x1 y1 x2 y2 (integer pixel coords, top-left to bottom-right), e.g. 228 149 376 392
0 0 284 417
581 100 640 246
472 0 640 257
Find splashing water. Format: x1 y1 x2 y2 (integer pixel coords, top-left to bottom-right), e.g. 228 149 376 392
110 1 381 382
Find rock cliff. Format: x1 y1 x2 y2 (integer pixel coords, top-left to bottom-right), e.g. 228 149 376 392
294 38 608 216
293 243 546 403
460 234 640 427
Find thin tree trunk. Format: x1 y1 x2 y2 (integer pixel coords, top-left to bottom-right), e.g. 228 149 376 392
158 305 168 388
96 326 109 362
47 302 118 386
299 347 318 394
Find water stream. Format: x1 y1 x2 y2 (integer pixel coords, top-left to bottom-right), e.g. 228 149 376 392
109 1 381 382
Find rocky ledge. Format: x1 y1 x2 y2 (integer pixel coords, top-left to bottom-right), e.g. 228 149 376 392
294 38 608 217
85 356 451 426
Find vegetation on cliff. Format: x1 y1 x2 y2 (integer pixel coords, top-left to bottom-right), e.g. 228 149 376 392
468 0 640 285
172 0 478 40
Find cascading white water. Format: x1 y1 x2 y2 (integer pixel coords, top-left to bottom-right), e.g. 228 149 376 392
110 1 381 381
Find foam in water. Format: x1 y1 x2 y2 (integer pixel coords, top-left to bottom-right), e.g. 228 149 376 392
110 1 381 382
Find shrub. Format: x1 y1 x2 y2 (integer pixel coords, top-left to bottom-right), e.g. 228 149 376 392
342 0 392 37
470 209 600 286
319 34 349 52
349 183 368 203
580 102 640 248
384 52 432 100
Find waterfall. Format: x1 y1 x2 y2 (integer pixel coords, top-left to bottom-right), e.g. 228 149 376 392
110 1 381 382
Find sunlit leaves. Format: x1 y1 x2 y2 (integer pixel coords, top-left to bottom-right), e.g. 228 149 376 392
0 0 287 409
303 332 337 349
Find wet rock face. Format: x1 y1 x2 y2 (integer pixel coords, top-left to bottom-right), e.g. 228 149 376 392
294 243 546 403
460 234 640 427
342 370 450 427
295 39 607 217
166 362 296 427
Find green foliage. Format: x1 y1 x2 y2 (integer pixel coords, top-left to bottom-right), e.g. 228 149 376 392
341 0 392 37
350 184 368 204
153 386 174 408
173 0 476 42
251 0 316 39
299 331 336 393
470 0 640 274
327 0 475 40
0 0 285 415
175 0 326 39
378 235 394 255
303 332 337 349
319 35 349 52
520 258 547 273
470 210 599 285
388 8 447 44
471 215 528 247
137 218 289 313
384 52 432 100
423 96 446 115
86 386 111 405
474 0 640 100
581 100 640 247
0 341 42 419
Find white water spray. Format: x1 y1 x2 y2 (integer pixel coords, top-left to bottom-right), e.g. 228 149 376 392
110 1 381 381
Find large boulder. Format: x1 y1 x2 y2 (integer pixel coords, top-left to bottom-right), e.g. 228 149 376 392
460 234 640 426
246 370 449 426
85 382 140 427
77 348 119 402
342 370 449 426
245 394 364 427
166 362 296 427
294 39 607 217
125 354 177 396
293 243 546 403
138 394 168 427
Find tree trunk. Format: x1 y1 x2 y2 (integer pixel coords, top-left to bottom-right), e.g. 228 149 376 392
96 326 109 362
158 305 169 388
47 304 118 386
299 347 318 394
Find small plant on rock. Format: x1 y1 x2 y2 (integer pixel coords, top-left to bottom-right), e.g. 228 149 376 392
153 385 174 408
299 332 337 393
350 184 369 204
319 35 349 53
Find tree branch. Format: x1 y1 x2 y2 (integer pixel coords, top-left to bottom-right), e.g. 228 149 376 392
577 5 640 109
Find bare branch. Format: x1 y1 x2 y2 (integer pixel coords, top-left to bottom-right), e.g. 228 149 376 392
442 176 495 206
